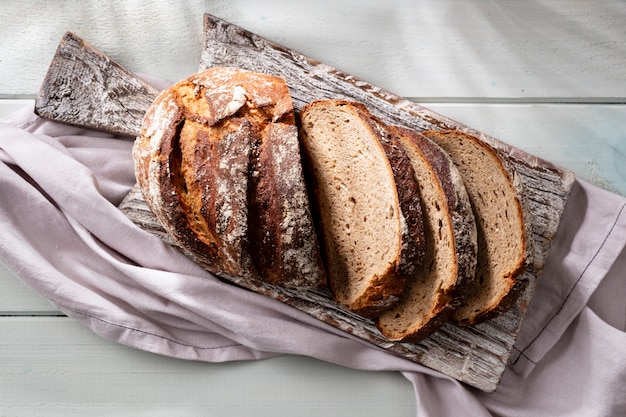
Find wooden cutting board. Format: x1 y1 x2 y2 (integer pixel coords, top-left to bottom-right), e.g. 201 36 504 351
34 14 575 392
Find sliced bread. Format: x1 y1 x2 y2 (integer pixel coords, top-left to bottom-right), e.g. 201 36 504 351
298 100 426 317
422 129 532 325
376 127 478 341
133 67 325 288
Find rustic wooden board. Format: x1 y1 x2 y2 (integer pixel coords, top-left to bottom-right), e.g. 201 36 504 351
197 14 574 389
34 15 575 391
34 32 160 137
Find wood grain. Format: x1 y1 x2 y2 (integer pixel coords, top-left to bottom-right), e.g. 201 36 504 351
34 32 160 137
33 16 574 391
3 0 625 100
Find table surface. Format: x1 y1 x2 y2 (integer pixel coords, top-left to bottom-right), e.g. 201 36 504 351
1 1 625 415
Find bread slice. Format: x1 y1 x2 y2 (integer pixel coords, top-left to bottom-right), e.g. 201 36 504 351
133 67 325 288
422 129 532 325
299 100 426 317
376 127 478 342
356 110 427 280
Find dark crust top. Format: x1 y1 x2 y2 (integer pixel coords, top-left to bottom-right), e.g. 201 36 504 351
249 122 326 287
171 120 253 276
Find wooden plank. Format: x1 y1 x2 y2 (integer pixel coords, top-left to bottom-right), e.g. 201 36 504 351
3 99 625 196
0 0 207 98
186 15 575 391
34 32 160 137
198 15 575 263
0 317 415 417
2 1 625 100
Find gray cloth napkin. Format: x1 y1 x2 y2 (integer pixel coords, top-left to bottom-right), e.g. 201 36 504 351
1 105 625 417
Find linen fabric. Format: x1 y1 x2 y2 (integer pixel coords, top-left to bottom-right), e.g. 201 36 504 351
1 102 624 417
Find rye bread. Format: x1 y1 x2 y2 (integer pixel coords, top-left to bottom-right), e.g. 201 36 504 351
133 67 325 288
298 100 426 318
422 129 532 325
376 127 478 341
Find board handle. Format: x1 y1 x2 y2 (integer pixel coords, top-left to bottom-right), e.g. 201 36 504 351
34 31 160 138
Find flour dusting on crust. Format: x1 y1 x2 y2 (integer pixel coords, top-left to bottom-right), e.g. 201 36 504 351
132 67 325 289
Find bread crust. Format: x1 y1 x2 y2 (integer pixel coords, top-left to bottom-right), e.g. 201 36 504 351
133 67 325 288
394 127 478 291
249 122 326 286
299 100 426 317
354 108 426 279
376 127 478 342
422 129 532 326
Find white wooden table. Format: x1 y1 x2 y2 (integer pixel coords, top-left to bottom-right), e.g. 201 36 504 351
1 1 624 415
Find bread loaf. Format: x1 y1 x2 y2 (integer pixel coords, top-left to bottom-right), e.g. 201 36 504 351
376 127 478 341
133 65 530 330
298 100 426 318
422 129 532 325
132 67 325 288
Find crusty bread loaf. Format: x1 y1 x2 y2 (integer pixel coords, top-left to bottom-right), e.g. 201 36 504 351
133 67 325 288
133 66 529 329
299 100 426 317
376 127 478 341
422 129 532 325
